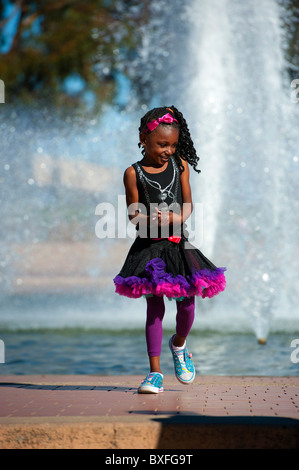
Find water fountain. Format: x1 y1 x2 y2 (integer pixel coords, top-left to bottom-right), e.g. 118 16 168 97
126 0 299 341
0 0 298 346
182 0 299 341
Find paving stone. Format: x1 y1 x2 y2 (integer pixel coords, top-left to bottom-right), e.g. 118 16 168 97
0 375 298 449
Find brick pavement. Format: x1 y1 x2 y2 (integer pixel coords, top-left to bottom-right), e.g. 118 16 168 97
0 375 298 449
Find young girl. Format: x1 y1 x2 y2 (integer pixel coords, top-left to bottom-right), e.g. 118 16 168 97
113 106 226 393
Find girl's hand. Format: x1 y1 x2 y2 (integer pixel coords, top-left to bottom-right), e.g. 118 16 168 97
151 207 181 227
158 209 170 227
151 207 168 227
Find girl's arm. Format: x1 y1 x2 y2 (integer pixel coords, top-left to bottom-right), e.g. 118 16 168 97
123 166 149 226
178 158 193 221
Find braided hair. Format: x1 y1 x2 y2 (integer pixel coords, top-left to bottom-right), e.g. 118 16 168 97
138 105 200 174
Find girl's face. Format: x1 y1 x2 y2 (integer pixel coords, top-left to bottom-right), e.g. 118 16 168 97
140 125 179 167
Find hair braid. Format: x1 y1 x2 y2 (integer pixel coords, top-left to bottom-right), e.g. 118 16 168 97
138 106 200 174
168 105 200 173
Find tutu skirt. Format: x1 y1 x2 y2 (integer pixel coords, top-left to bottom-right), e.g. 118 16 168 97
113 237 226 301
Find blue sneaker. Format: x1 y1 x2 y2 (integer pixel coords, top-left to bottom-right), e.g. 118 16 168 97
169 335 195 384
138 372 164 394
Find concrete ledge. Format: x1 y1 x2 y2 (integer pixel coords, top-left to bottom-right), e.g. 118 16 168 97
0 418 160 449
0 375 298 449
1 415 298 449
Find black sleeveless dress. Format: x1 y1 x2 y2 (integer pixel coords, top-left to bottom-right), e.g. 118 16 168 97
113 157 226 301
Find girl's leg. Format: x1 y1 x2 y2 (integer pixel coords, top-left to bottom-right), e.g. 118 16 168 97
173 296 195 347
169 296 196 385
145 295 165 373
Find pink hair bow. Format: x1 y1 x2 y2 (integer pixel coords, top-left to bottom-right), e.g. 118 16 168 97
145 113 179 133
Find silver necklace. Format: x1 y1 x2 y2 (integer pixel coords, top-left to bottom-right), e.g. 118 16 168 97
138 162 176 202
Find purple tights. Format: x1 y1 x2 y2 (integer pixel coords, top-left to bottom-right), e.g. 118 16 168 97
145 295 195 357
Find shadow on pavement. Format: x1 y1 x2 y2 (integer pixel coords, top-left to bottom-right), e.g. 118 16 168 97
150 413 299 449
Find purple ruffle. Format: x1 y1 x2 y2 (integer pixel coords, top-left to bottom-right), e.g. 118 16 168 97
114 257 226 300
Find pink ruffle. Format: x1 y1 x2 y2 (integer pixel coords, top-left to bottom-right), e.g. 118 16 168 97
114 257 226 300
